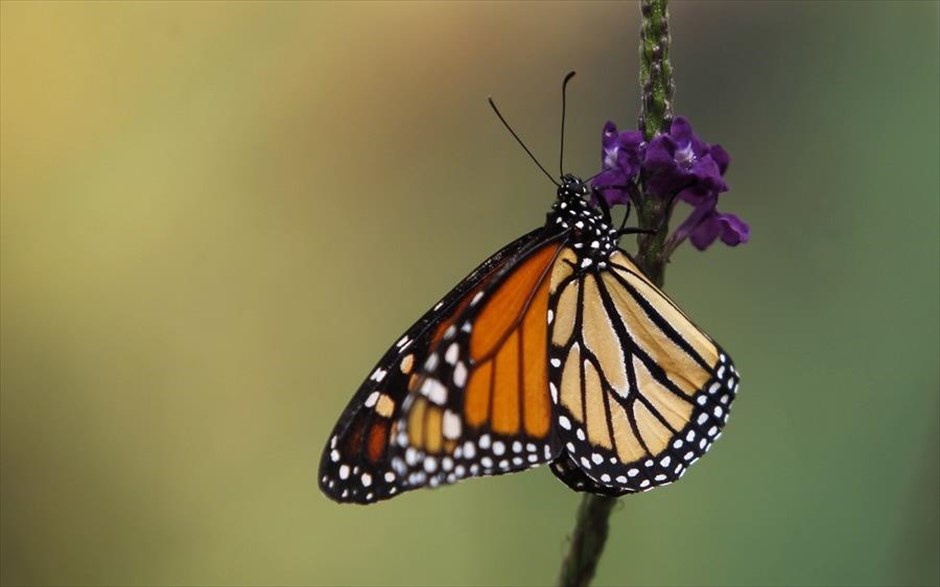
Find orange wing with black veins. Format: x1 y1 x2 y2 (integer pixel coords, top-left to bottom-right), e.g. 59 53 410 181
391 238 567 489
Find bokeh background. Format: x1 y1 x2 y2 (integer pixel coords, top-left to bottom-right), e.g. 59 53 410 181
2 2 938 586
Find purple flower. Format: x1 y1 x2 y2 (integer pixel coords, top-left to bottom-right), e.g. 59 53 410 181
591 121 645 207
591 115 749 252
644 117 729 203
672 196 750 250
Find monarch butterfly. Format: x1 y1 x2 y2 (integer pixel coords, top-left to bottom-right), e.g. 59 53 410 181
319 78 738 505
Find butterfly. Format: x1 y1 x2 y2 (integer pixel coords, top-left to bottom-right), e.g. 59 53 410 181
319 77 738 504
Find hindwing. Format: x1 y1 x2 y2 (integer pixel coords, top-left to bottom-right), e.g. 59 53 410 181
547 249 739 494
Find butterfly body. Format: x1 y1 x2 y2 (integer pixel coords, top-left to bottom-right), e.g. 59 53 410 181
319 175 738 504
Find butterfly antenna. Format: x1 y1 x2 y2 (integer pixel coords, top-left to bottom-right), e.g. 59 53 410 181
488 97 559 187
559 70 576 176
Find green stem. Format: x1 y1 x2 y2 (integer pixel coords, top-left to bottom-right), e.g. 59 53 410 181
638 0 674 141
556 2 674 586
636 0 675 283
556 495 618 587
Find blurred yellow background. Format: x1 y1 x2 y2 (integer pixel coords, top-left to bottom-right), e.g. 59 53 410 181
2 2 938 586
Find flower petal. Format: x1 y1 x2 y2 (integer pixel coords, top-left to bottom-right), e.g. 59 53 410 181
669 117 694 144
718 213 750 246
689 213 721 250
592 125 645 207
601 121 619 154
710 144 730 175
644 134 678 170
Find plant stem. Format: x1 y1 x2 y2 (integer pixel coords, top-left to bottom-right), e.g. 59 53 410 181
638 0 674 142
636 0 675 287
556 494 618 587
635 0 675 283
556 2 674 586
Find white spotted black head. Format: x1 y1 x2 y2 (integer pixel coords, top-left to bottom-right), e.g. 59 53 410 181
548 174 619 269
557 174 590 202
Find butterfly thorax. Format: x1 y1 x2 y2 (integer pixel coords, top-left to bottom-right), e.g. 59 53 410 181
548 174 618 270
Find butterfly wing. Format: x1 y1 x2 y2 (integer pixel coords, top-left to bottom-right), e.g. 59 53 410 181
389 235 569 490
319 228 547 504
547 249 739 494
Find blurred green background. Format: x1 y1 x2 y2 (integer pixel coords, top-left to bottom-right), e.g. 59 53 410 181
2 2 938 586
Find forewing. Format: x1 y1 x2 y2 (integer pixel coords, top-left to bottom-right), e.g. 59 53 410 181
390 236 568 490
548 249 739 494
319 228 545 504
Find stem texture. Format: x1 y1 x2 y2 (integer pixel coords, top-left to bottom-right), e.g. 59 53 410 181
635 0 675 283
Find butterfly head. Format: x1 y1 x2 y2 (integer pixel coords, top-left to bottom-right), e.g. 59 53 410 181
548 175 618 264
557 174 590 203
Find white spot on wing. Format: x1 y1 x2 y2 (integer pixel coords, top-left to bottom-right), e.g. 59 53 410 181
453 362 467 387
443 410 462 439
462 442 476 459
445 343 459 365
422 378 448 404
